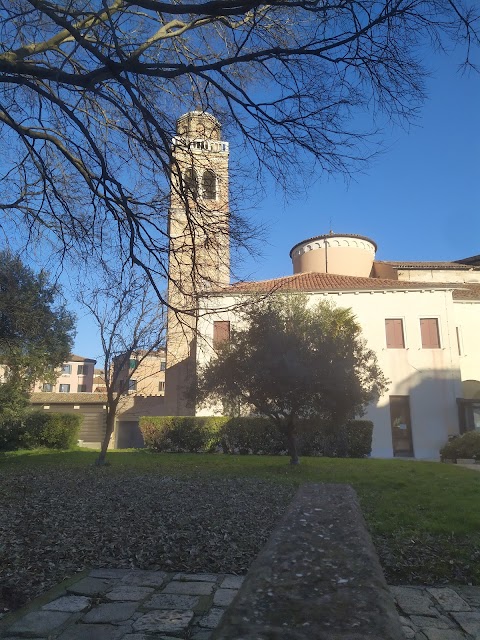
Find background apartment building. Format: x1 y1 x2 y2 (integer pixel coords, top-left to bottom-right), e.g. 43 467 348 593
113 350 166 396
30 354 96 393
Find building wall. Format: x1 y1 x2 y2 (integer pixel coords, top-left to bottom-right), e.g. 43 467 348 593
196 289 462 459
114 351 166 396
454 301 480 399
397 268 480 284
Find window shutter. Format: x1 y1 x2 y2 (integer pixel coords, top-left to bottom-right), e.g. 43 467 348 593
385 319 394 348
213 321 230 347
420 318 440 348
385 319 405 348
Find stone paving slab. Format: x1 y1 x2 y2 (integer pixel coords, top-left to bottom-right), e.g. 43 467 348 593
3 570 480 640
161 581 214 596
132 609 195 634
105 587 155 602
219 575 244 589
120 570 168 588
67 577 113 596
82 603 138 624
42 596 91 613
427 587 471 612
5 610 73 635
143 594 200 610
57 623 132 640
212 589 237 607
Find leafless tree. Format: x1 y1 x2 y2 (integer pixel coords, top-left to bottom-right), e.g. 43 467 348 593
78 269 166 464
0 1 478 300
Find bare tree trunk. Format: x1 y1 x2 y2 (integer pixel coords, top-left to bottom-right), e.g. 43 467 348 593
96 410 115 466
286 419 299 465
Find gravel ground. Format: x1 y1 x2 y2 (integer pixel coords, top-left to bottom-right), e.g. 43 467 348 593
0 469 295 614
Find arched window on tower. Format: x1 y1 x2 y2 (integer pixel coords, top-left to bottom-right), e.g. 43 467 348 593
183 168 198 197
202 170 217 200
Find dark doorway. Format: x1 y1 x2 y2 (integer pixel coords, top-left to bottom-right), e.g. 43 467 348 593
116 421 145 448
390 395 414 457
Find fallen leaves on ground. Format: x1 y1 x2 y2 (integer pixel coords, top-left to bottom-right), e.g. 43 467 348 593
0 469 295 613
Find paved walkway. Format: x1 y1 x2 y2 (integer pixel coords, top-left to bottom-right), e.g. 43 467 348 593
392 585 480 639
0 570 244 639
2 572 480 639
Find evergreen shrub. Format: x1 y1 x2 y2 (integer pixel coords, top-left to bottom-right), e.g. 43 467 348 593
139 416 374 457
0 412 82 451
140 416 228 452
440 431 480 461
219 417 286 454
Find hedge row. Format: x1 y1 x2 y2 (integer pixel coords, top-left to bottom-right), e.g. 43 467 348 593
0 412 82 451
139 416 373 458
440 431 480 461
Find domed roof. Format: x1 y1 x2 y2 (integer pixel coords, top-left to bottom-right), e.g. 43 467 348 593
290 232 377 278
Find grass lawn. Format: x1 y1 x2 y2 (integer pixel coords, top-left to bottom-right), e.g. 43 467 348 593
2 448 480 592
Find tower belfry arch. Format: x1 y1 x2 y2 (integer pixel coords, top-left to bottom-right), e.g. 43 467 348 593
165 111 230 414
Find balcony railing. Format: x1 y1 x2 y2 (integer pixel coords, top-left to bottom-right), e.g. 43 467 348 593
172 137 229 153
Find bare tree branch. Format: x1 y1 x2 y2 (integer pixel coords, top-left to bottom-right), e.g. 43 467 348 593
0 0 477 301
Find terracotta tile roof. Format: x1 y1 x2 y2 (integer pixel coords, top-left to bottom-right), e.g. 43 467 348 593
69 354 97 362
379 260 480 271
30 392 107 404
456 254 480 266
453 284 480 301
214 272 456 294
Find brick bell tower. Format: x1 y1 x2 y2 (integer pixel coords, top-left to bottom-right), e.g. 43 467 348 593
165 111 230 415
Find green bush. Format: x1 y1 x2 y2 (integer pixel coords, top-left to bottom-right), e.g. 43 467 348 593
219 417 286 454
344 420 374 458
0 412 82 451
139 416 373 458
0 416 25 450
440 431 480 461
140 416 228 452
297 419 373 458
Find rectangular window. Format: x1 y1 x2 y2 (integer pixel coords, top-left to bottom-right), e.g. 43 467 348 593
159 381 165 392
420 318 440 349
213 321 230 347
129 359 137 371
77 364 88 375
128 379 137 392
385 319 405 349
77 384 87 392
42 383 53 392
59 384 70 393
160 361 166 372
62 364 72 374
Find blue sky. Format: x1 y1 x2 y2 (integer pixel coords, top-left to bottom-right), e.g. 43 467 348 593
73 49 480 362
242 53 479 282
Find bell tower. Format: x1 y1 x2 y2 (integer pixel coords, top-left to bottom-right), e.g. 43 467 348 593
165 111 230 415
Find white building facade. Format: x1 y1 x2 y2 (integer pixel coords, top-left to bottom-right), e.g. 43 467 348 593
195 238 480 459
